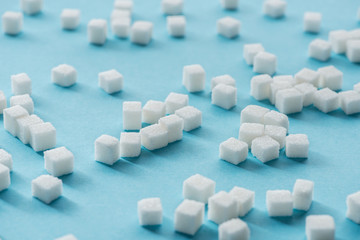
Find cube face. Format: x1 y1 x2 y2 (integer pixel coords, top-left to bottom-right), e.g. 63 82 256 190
175 106 202 131
138 198 163 226
3 105 29 137
346 40 360 63
211 84 237 110
44 147 74 177
313 88 339 113
29 122 56 152
11 73 32 95
220 0 239 10
16 114 43 144
266 190 293 217
165 92 189 114
217 17 241 39
88 19 107 45
167 16 186 37
244 43 265 65
229 186 255 217
309 39 331 62
174 199 204 236
263 0 287 18
294 83 317 106
317 65 343 91
182 64 206 93
123 101 142 130
183 174 216 203
111 18 131 38
264 110 289 131
329 30 349 54
306 215 335 240
219 137 248 165
275 88 303 114
251 135 280 163
304 12 321 33
218 218 250 240
0 164 10 191
95 134 119 165
61 9 80 30
2 12 23 35
240 105 270 125
295 68 320 87
211 74 236 90
253 52 277 75
0 91 6 114
162 0 183 15
10 94 34 114
293 179 314 211
142 100 166 124
264 125 286 149
32 175 62 204
238 123 264 148
21 0 43 15
347 191 360 224
158 115 184 143
51 64 77 87
0 149 12 171
130 21 153 45
120 132 141 157
339 91 360 115
285 134 309 158
140 124 168 150
250 74 273 100
98 69 123 94
208 191 237 224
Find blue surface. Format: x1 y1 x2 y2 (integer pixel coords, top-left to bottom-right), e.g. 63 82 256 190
0 0 360 239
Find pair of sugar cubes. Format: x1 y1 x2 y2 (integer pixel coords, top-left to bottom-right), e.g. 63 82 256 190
243 44 277 76
111 1 133 39
162 0 186 38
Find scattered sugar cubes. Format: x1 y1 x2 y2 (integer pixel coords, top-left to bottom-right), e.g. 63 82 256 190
94 134 119 165
120 132 141 157
10 94 34 114
182 64 206 93
251 135 280 163
329 30 350 54
32 175 62 204
0 149 12 171
165 92 188 114
264 125 286 149
142 100 166 124
159 115 184 143
2 12 23 35
114 0 133 12
98 69 123 94
138 198 163 226
304 12 322 33
306 215 335 240
123 101 142 130
0 164 10 191
211 75 236 90
229 186 254 217
51 64 77 87
240 105 269 124
293 179 314 211
3 105 29 137
313 88 339 113
167 16 186 37
346 40 360 63
219 218 250 240
208 191 237 224
21 0 43 15
309 39 331 61
346 191 360 224
339 90 360 115
183 174 215 203
239 123 264 148
175 106 202 131
55 234 77 240
263 0 287 18
253 52 277 76
11 73 32 95
220 0 238 10
317 65 343 91
266 190 293 217
16 114 43 144
174 199 204 236
285 134 309 158
162 0 183 15
112 18 131 38
140 124 168 150
0 91 6 114
263 110 289 131
130 21 153 46
219 137 248 165
217 17 241 39
88 19 107 45
250 74 273 101
29 122 56 152
44 147 74 177
212 84 237 110
244 43 265 65
275 88 303 114
354 82 360 93
294 83 317 107
294 68 320 87
61 9 80 30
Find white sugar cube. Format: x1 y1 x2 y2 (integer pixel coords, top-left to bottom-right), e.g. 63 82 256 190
269 80 292 105
142 100 166 124
158 114 184 143
32 175 62 204
120 132 141 157
304 12 321 33
263 0 286 18
183 174 215 203
219 137 248 165
44 147 74 177
264 110 289 132
88 19 107 45
98 69 123 94
114 0 133 12
275 88 303 114
294 83 317 107
29 122 56 152
250 74 273 100
111 9 131 21
212 75 236 90
123 101 142 130
61 9 80 30
21 0 43 15
162 0 183 15
329 30 350 54
306 215 335 240
217 17 241 39
208 191 237 224
253 52 277 75
239 123 264 148
0 149 12 171
94 134 119 165
346 191 360 224
317 65 343 91
264 125 286 149
0 91 6 114
2 12 23 35
211 84 237 110
165 92 188 114
293 179 314 211
285 134 309 158
294 68 320 87
240 105 269 124
229 186 255 217
251 135 280 163
0 164 10 192
11 73 32 95
10 94 34 114
313 88 339 113
309 39 331 61
349 29 360 40
354 82 360 93
55 234 77 240
16 114 43 144
130 21 153 46
339 90 360 115
273 75 295 86
174 199 204 236
346 40 360 63
182 64 206 93
138 198 163 226
220 0 238 10
175 106 202 131
167 16 186 37
219 218 250 240
140 124 168 150
3 105 29 136
111 18 131 38
266 190 293 217
244 43 265 65
51 64 77 87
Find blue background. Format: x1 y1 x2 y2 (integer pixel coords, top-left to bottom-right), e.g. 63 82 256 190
0 0 360 239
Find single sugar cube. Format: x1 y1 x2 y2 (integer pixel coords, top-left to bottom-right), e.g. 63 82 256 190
120 132 141 157
167 16 186 38
123 101 142 130
275 88 303 114
329 30 350 54
140 124 168 150
304 12 322 33
61 9 80 30
285 134 309 158
0 164 10 191
346 191 360 224
211 84 237 110
208 191 237 224
183 174 215 203
32 175 62 204
0 149 12 171
174 199 204 236
309 39 331 61
269 80 292 105
11 73 32 95
88 19 107 45
130 21 153 46
294 68 320 87
10 94 34 114
354 82 360 93
114 0 133 12
55 234 77 240
250 74 273 100
238 123 264 148
306 215 335 240
313 88 339 113
21 0 43 15
219 137 248 165
219 218 250 240
44 147 74 177
162 0 183 15
217 17 241 39
263 0 287 18
251 135 280 163
220 0 238 10
293 179 314 211
294 83 317 107
240 105 270 124
264 110 289 132
229 186 255 217
211 74 236 90
158 115 184 143
244 43 265 66
29 122 56 152
317 65 343 91
253 52 277 75
165 92 188 114
266 190 293 217
111 18 131 38
98 69 123 94
346 40 360 63
142 100 166 124
95 134 119 165
51 64 77 87
338 90 360 115
0 91 6 114
111 10 131 21
264 125 286 149
182 64 206 93
3 105 29 136
175 106 202 131
16 114 43 144
2 12 23 35
138 198 163 226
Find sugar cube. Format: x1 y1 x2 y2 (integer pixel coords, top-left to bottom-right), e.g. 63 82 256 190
167 16 186 37
240 105 269 124
162 0 183 15
140 124 168 150
111 18 131 38
95 135 119 165
51 64 77 87
306 215 335 240
142 100 166 124
175 106 202 131
0 91 7 114
11 73 32 95
182 64 206 93
338 90 360 115
273 75 295 86
250 74 273 100
21 0 43 15
219 137 248 165
317 65 343 91
229 186 255 217
0 149 12 171
293 179 314 211
275 88 303 114
354 82 360 93
294 83 317 106
251 135 280 163
346 191 360 224
130 21 153 46
217 17 241 39
253 52 277 75
349 29 360 40
174 199 204 236
2 12 23 35
158 115 184 143
219 218 250 240
138 198 163 226
266 190 293 217
208 191 237 224
309 39 331 61
3 105 29 137
183 174 215 204
313 88 339 113
304 12 322 33
294 68 320 87
346 40 360 63
211 84 237 110
114 0 133 12
220 0 238 10
29 122 56 152
239 123 264 148
10 94 34 114
212 75 236 91
98 69 123 94
88 19 107 45
16 114 43 144
285 134 309 158
165 92 188 114
123 101 142 130
44 147 74 177
269 80 292 105
111 10 131 21
329 30 350 54
32 175 62 204
0 164 10 192
120 132 141 157
264 125 286 149
61 9 80 30
244 43 265 65
263 0 287 18
263 110 289 132
55 234 77 240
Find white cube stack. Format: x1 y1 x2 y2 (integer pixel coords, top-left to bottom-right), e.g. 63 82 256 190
123 101 142 130
295 68 320 87
346 40 360 63
174 199 204 236
17 114 43 144
317 65 343 91
266 190 293 217
21 0 43 15
250 74 273 101
292 179 314 211
306 215 335 240
253 52 277 75
130 21 153 46
2 12 23 35
217 17 241 39
211 75 236 90
11 73 32 95
208 191 237 224
140 124 168 150
142 100 166 124
304 12 322 33
339 90 360 115
329 30 349 54
51 64 77 87
88 19 108 45
239 123 264 148
137 198 163 226
0 164 10 191
3 105 29 137
159 115 184 143
211 84 237 110
308 39 331 61
346 191 360 224
44 147 74 177
32 175 62 204
219 137 248 165
162 0 183 15
61 9 80 30
94 134 119 165
120 132 141 157
240 105 269 124
229 186 255 217
0 149 12 171
263 0 287 18
167 16 186 37
10 94 34 114
165 92 188 114
182 64 206 93
218 218 250 240
29 122 56 152
98 69 123 94
313 88 339 113
275 88 303 114
220 0 239 10
251 135 280 163
244 43 265 65
183 174 215 203
175 106 202 131
285 134 309 158
0 91 6 114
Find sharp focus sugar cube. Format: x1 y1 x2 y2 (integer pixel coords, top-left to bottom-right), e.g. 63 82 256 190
244 43 265 65
88 19 107 45
240 105 270 124
175 200 204 236
251 135 280 163
44 147 74 177
165 92 188 114
294 68 320 87
0 149 12 171
182 64 206 93
10 94 34 114
266 190 293 217
275 88 303 114
142 100 166 124
175 106 202 131
120 132 141 157
306 215 335 240
158 115 184 143
16 114 43 144
98 69 123 94
294 83 317 106
21 0 43 15
239 123 264 148
304 12 321 33
51 64 77 87
220 0 238 10
0 91 6 114
250 74 273 100
229 186 255 217
285 134 309 158
114 0 133 12
29 122 56 152
217 17 241 39
269 80 292 105
162 0 183 15
3 105 29 136
329 30 350 54
263 0 287 18
123 101 142 130
219 137 248 165
263 110 289 132
354 82 360 93
2 12 23 35
94 134 119 165
212 84 237 110
211 75 236 90
0 164 10 191
55 234 77 240
111 10 131 21
293 179 314 211
313 88 339 113
253 52 277 75
317 65 343 91
183 174 215 203
61 9 80 30
32 175 62 204
111 18 131 38
264 125 286 149
140 124 168 150
137 198 163 226
308 39 331 61
208 191 237 224
11 73 32 95
346 40 360 63
218 218 250 240
346 191 360 224
130 21 153 45
338 90 360 115
167 15 186 37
